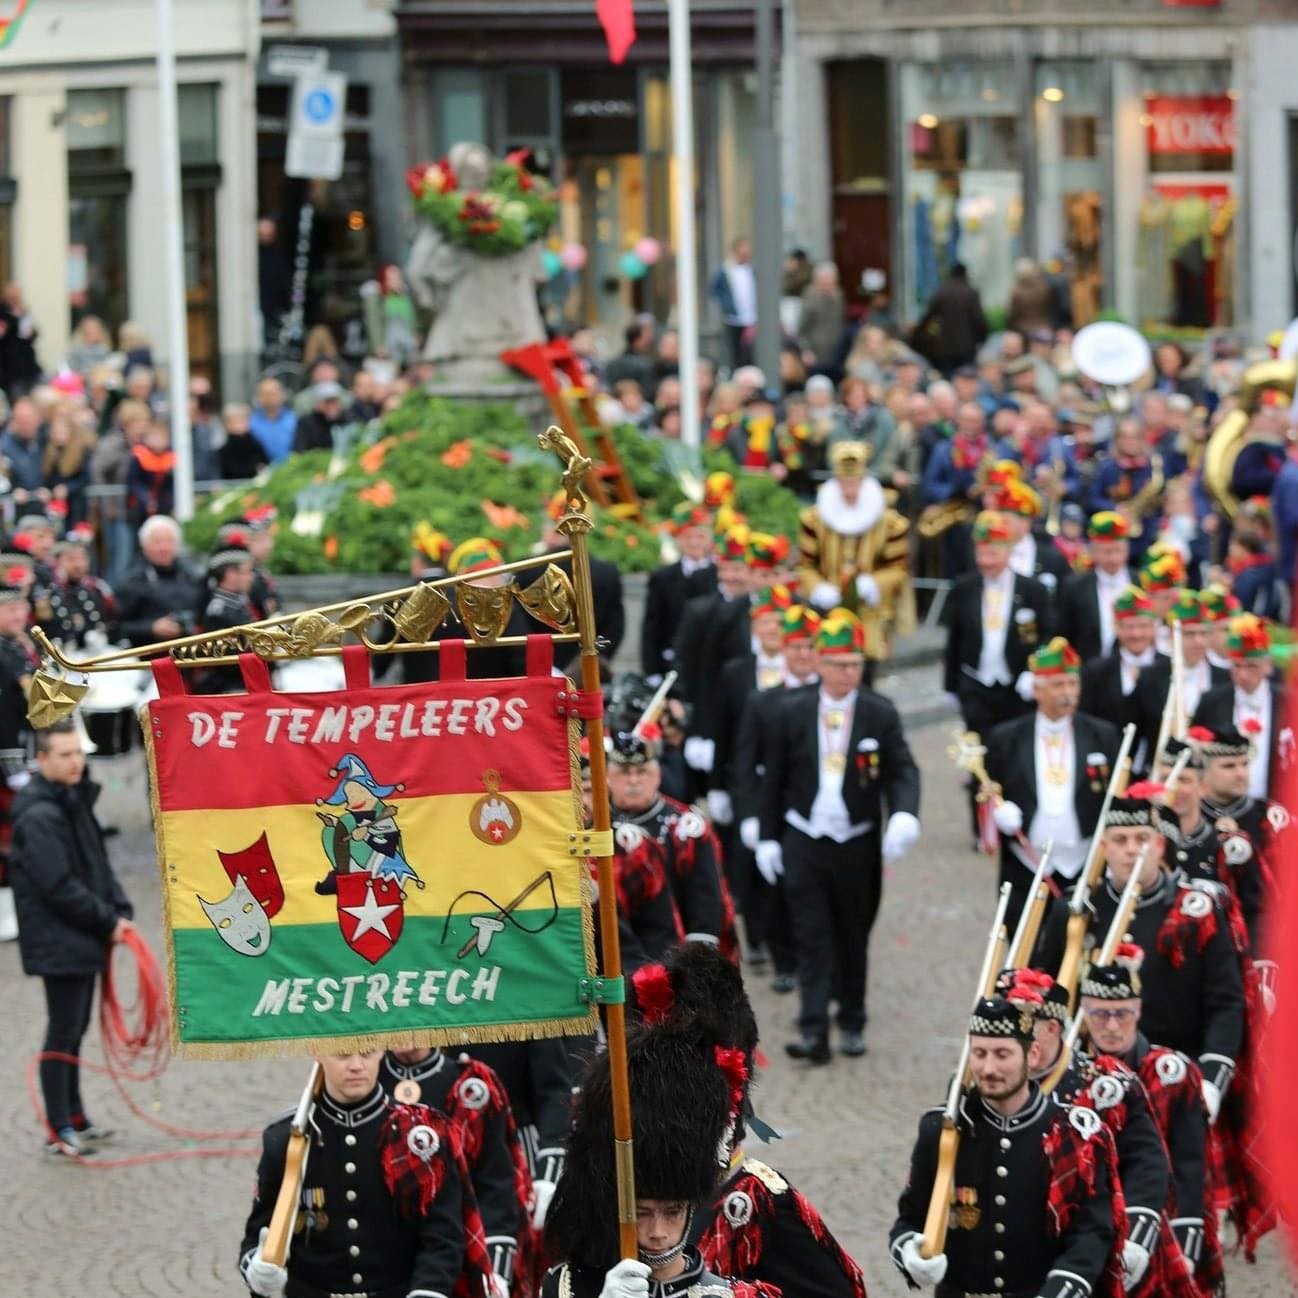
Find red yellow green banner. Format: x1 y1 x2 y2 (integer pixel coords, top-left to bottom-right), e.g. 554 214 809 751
144 649 596 1057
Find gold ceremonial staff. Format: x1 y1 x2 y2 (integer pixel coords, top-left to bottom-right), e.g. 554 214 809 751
25 427 641 1263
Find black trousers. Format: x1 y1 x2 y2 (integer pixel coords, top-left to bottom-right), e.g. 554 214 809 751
40 973 98 1132
782 826 882 1040
742 860 796 975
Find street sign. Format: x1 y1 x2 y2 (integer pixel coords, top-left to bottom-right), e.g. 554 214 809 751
267 44 327 79
285 71 347 181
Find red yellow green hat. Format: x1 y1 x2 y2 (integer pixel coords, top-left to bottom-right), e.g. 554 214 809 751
1113 585 1156 619
718 524 751 563
751 585 793 621
1166 590 1205 624
1200 585 1241 623
1139 544 1186 593
704 471 736 508
986 459 1023 490
995 478 1042 518
781 605 821 642
745 531 791 570
671 501 713 533
1087 511 1132 541
1227 613 1271 660
411 521 453 565
1029 636 1081 675
815 607 866 657
448 536 504 575
972 510 1013 544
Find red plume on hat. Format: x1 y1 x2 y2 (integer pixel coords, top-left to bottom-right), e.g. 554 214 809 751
713 1045 748 1114
1113 942 1145 971
631 963 675 1025
1124 780 1165 802
1187 725 1215 744
1011 968 1057 995
1005 986 1044 1008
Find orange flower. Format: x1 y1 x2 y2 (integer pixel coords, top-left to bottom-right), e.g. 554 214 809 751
323 536 339 560
360 436 396 474
440 439 473 468
481 499 530 530
359 480 397 508
625 534 639 547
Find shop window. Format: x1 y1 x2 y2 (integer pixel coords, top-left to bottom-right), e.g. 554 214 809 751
431 68 487 158
67 88 130 333
1035 61 1103 327
1136 62 1236 330
180 85 221 388
902 61 1023 320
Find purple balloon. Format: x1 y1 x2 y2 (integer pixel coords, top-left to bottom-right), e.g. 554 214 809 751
560 243 588 271
634 237 662 266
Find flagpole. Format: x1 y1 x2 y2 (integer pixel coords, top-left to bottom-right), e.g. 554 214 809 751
155 0 195 521
668 0 701 450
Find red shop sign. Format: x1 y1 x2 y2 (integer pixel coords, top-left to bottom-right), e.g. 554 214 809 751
1146 95 1236 156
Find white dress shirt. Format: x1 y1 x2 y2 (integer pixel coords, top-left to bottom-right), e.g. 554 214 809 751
976 567 1015 687
786 689 871 842
1180 657 1212 722
1017 714 1087 878
753 650 785 691
1095 568 1127 656
728 263 757 325
680 556 711 578
1234 684 1272 798
1118 647 1155 696
1009 534 1037 579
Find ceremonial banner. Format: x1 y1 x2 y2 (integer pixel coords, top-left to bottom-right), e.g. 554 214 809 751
144 641 596 1057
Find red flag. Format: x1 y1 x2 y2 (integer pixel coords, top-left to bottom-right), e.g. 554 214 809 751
596 0 636 64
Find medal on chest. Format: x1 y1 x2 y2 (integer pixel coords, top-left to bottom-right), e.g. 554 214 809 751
821 708 848 777
393 1078 421 1105
1042 733 1069 786
949 1186 980 1231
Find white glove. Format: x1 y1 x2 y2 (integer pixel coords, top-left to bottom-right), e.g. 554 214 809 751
6 769 29 792
810 580 842 610
706 789 734 826
1121 1240 1151 1292
993 800 1023 836
1015 669 1037 703
739 817 760 852
531 1178 556 1230
599 1258 651 1298
1201 1079 1222 1125
489 1274 510 1298
246 1228 289 1298
755 840 784 884
683 736 715 773
855 573 880 607
899 1237 947 1287
882 811 920 861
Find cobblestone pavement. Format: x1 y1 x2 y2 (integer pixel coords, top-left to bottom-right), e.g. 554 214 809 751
3 690 1292 1296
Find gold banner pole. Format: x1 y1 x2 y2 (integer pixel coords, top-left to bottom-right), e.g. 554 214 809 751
540 427 637 1258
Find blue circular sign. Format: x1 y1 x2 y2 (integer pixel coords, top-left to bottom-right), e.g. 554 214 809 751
303 88 336 124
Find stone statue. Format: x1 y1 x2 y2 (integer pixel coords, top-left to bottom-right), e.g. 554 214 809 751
406 142 548 386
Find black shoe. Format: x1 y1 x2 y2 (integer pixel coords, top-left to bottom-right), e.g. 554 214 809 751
771 973 796 994
746 943 770 970
45 1127 96 1158
314 874 338 896
784 1037 831 1065
839 1031 867 1057
72 1122 116 1143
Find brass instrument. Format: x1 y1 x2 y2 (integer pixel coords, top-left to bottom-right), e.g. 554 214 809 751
1204 359 1298 519
917 452 992 539
1125 452 1165 523
1044 456 1066 537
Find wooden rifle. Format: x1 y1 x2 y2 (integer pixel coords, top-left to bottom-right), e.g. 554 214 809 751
1152 620 1186 765
1043 848 1145 1093
262 1063 324 1267
919 882 1014 1259
1056 723 1136 1007
1005 840 1055 970
633 671 677 736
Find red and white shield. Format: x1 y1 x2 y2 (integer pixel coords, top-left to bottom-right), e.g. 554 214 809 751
336 873 405 964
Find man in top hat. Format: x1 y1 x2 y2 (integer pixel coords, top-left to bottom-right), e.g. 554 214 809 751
1139 546 1186 657
607 728 729 959
239 1050 491 1298
796 439 914 672
1079 587 1166 775
1193 614 1290 800
196 542 257 695
641 502 716 682
995 475 1070 601
630 944 867 1298
758 608 921 1062
380 1045 530 1294
541 1023 748 1298
1082 949 1224 1295
38 527 117 649
1035 783 1245 1125
889 993 1120 1298
733 603 822 989
943 511 1055 801
998 968 1180 1298
1058 512 1136 662
984 636 1120 925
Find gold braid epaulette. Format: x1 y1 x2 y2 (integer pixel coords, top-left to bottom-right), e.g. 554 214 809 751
741 1158 789 1194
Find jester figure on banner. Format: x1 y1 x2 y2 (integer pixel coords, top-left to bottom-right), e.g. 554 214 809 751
314 753 421 896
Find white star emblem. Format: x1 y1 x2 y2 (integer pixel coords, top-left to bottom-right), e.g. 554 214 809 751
342 881 399 941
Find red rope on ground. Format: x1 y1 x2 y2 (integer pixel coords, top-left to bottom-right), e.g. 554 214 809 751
27 930 261 1166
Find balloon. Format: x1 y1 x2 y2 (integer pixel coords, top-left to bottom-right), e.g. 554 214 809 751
560 243 588 272
541 249 563 279
619 251 648 280
634 237 661 266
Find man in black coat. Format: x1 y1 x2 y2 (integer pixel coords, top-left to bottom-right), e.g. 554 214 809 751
997 478 1070 603
115 515 201 646
984 637 1120 925
10 721 133 1157
640 503 716 680
912 262 988 373
1192 614 1290 800
758 609 920 1062
944 510 1054 836
1058 510 1136 661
